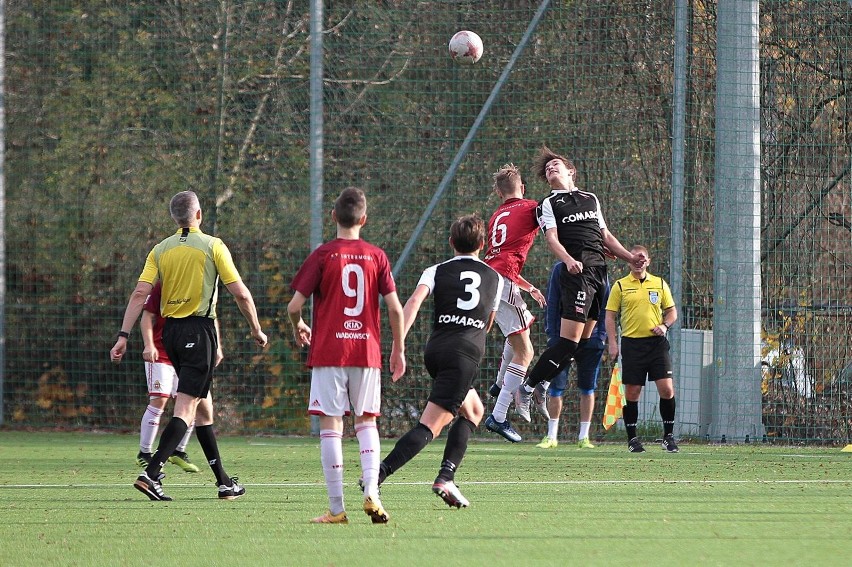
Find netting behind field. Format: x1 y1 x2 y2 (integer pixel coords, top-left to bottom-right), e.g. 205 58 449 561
3 1 851 443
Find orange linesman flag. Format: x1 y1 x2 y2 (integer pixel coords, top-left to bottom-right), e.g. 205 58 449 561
602 362 626 430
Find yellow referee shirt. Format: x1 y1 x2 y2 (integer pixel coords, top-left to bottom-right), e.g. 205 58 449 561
138 227 241 319
605 271 674 338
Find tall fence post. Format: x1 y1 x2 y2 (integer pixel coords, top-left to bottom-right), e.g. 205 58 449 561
308 0 324 436
669 0 687 385
710 0 765 442
0 0 7 426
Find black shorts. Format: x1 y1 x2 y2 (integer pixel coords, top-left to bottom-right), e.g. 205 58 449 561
423 348 480 416
162 316 218 398
558 264 608 323
620 336 672 385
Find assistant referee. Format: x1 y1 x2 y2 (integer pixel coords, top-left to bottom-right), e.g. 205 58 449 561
110 190 267 501
605 244 679 454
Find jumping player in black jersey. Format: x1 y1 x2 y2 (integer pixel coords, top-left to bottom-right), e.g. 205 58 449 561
378 214 503 508
514 146 641 416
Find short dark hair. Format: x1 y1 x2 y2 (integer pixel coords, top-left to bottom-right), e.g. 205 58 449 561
534 146 577 183
334 187 367 228
450 214 486 254
493 163 522 195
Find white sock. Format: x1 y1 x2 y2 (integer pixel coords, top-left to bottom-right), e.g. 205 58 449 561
139 404 163 453
320 429 345 514
579 421 591 440
547 418 559 440
492 363 526 422
176 420 195 453
355 422 380 498
495 340 513 388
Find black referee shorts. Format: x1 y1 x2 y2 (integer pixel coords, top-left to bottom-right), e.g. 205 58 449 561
620 335 673 385
558 264 608 323
162 316 218 399
423 348 480 416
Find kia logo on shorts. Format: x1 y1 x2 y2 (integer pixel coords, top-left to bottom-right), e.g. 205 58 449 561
343 320 363 331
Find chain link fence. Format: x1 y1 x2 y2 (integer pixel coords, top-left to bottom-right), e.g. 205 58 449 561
3 1 850 443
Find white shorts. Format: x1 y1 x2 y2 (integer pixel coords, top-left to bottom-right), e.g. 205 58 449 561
308 367 382 417
145 361 178 398
494 276 535 337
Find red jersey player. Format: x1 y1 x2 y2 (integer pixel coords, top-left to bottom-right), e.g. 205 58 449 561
288 187 405 525
481 164 547 443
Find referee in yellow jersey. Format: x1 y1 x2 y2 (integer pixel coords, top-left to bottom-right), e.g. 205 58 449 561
110 191 268 501
605 245 679 453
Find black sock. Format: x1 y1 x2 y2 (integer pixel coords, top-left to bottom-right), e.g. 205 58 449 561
146 417 188 478
437 418 476 482
660 397 676 436
573 339 595 369
195 424 230 486
378 462 390 485
525 338 578 388
623 400 639 440
379 423 434 483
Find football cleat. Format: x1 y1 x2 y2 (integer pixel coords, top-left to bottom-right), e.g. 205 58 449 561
532 383 550 419
536 436 558 449
513 386 532 423
484 415 522 443
168 450 200 473
218 477 246 500
662 434 680 453
432 480 469 509
310 510 349 524
134 471 172 501
363 495 389 524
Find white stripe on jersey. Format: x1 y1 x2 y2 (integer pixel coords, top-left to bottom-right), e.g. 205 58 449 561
539 189 608 232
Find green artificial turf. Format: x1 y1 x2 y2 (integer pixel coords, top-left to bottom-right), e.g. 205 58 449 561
1 432 849 566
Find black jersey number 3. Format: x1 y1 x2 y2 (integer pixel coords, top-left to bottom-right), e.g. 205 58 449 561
457 271 482 311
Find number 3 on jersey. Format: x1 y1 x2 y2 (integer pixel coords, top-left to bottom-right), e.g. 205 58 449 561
341 264 365 316
457 270 481 311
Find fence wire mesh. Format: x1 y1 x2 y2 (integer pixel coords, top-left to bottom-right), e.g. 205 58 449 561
3 1 851 443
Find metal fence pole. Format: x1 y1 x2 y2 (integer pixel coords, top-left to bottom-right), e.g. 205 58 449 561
308 0 324 436
669 0 687 383
711 0 765 442
0 0 6 426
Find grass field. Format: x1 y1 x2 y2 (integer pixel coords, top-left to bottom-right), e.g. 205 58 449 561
1 431 850 566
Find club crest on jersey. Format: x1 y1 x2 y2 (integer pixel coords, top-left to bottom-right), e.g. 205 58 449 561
649 291 660 305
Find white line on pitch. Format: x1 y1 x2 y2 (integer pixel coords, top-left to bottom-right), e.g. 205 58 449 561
1 478 850 489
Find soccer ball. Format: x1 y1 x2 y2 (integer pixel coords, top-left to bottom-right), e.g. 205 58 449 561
449 31 483 65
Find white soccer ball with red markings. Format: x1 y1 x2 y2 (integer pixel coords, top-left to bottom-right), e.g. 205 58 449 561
449 31 483 65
